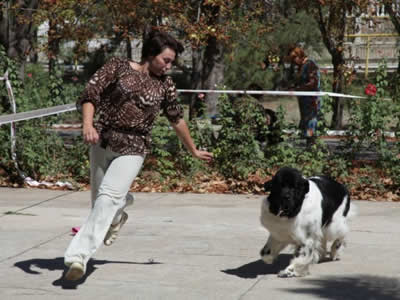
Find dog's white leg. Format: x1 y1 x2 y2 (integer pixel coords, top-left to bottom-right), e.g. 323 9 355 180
278 240 320 278
260 236 287 264
330 238 346 261
318 237 328 262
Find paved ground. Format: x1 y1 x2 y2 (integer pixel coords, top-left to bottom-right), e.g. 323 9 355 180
0 187 399 300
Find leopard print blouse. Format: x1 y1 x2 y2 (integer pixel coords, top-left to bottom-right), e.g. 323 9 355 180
77 57 183 155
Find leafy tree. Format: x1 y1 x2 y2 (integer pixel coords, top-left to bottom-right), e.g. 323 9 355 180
383 0 400 73
384 0 400 34
171 0 247 118
290 0 372 129
0 0 39 75
224 10 324 92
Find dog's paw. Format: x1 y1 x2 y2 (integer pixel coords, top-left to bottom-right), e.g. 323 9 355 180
330 239 344 261
261 255 275 264
330 251 341 261
278 266 308 278
278 268 297 278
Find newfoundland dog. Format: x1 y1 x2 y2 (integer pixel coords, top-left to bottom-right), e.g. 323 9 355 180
260 166 356 277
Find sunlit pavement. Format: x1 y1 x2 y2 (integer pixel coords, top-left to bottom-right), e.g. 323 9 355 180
1 188 399 299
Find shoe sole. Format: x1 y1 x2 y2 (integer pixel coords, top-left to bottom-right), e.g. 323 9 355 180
104 212 128 246
65 264 84 281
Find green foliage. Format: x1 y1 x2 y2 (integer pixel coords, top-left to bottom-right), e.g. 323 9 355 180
0 52 89 184
268 10 324 54
15 123 89 180
175 119 215 177
224 22 275 90
1 50 400 195
213 93 267 179
224 11 325 92
149 116 215 179
150 116 180 177
346 62 393 155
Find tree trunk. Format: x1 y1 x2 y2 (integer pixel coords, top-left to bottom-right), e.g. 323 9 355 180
0 0 38 76
331 51 345 129
48 18 60 74
385 2 400 74
126 37 132 60
189 47 204 120
314 3 347 130
202 36 225 117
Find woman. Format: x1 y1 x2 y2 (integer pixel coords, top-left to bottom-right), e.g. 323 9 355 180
288 46 321 146
64 31 213 281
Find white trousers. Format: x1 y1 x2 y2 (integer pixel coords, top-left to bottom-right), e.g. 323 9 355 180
64 144 144 270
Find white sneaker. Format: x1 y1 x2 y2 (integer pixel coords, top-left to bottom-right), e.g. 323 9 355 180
65 262 84 281
104 211 128 246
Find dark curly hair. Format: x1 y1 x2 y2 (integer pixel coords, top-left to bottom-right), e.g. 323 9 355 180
141 30 184 60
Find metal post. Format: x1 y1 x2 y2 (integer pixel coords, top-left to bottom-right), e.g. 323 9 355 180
365 36 370 78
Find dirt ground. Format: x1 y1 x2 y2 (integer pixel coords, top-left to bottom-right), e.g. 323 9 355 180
261 96 352 127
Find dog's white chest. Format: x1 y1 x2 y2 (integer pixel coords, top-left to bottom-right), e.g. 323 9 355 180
260 202 296 242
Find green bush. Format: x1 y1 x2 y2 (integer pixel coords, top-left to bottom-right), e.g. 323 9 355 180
0 49 89 185
1 46 400 194
213 93 268 179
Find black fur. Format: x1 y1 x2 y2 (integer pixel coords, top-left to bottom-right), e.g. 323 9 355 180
309 176 350 226
264 167 309 218
260 166 353 277
264 167 350 225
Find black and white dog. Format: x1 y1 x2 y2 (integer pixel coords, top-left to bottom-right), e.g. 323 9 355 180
260 167 356 277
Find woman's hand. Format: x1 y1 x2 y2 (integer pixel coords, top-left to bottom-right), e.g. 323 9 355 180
82 124 99 144
172 119 213 163
192 149 213 163
81 102 98 144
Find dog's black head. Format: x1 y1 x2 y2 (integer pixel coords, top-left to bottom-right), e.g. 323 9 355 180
264 167 309 218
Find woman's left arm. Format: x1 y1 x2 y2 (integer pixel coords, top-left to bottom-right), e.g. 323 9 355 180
171 119 213 162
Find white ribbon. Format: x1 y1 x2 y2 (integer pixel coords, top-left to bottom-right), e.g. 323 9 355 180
177 89 367 99
0 89 369 126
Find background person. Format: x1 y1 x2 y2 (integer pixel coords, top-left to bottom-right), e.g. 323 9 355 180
288 45 321 146
64 30 213 281
232 83 280 146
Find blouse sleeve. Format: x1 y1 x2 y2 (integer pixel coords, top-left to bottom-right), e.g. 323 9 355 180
161 76 184 124
76 57 122 113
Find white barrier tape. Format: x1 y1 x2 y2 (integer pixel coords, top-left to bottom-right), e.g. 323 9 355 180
177 89 367 99
0 103 76 125
0 89 368 125
283 129 396 138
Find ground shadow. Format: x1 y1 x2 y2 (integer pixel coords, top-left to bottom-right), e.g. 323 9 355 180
14 257 162 289
285 275 400 300
221 254 292 279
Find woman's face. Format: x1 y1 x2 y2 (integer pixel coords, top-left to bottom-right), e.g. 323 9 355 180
148 47 176 77
290 50 303 66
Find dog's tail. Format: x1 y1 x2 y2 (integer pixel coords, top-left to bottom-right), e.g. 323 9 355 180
346 197 358 220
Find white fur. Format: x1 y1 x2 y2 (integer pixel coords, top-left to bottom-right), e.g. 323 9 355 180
260 179 356 277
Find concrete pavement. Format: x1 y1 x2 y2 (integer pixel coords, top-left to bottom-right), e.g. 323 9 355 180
0 187 399 300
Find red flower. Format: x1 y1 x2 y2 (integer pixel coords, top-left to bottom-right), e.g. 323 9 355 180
364 84 377 96
27 73 32 78
197 93 205 100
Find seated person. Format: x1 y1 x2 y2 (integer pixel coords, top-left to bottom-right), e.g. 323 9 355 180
232 84 281 145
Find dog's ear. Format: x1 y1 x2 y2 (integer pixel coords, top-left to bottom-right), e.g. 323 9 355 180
264 180 273 192
302 178 310 195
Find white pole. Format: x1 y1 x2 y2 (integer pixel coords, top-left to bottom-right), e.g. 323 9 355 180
2 71 25 179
